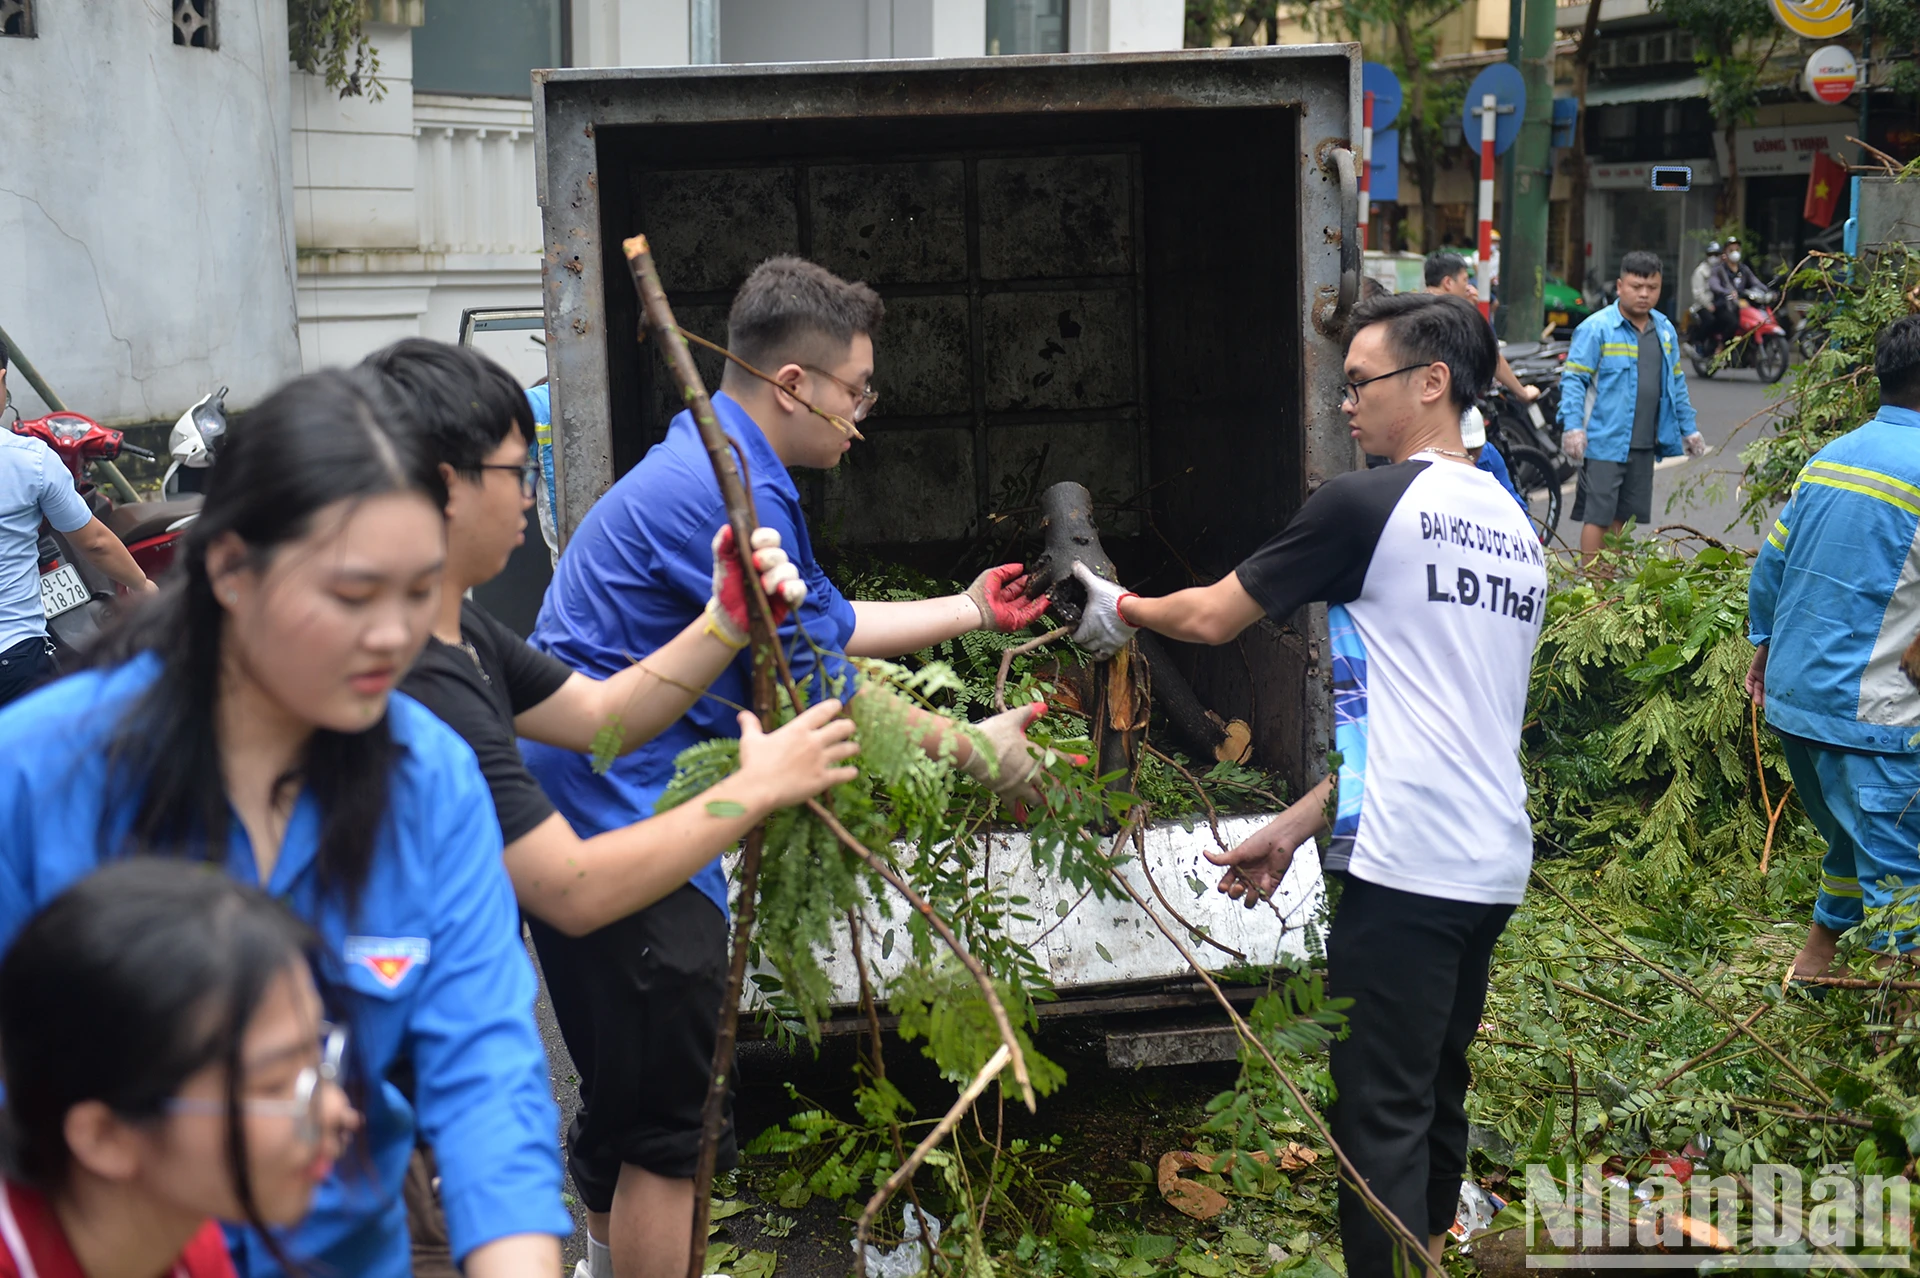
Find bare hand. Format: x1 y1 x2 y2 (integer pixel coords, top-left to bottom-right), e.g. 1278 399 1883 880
1204 819 1305 907
1520 384 1542 403
736 699 859 809
1746 642 1767 708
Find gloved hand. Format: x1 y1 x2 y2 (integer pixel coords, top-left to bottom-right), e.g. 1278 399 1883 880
958 701 1083 807
966 564 1051 634
1069 562 1139 660
1561 429 1587 463
707 525 806 649
1683 431 1709 459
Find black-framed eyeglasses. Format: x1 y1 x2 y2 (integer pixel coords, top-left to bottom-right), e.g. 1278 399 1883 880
801 364 879 422
477 459 540 497
168 1022 349 1148
1341 363 1433 406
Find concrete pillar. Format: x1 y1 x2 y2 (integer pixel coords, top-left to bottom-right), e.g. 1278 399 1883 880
571 0 691 67
1068 0 1183 52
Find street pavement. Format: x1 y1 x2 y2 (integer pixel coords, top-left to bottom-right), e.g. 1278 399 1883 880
1542 365 1792 554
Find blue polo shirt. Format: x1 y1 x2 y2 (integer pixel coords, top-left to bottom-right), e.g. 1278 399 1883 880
0 654 570 1278
524 392 859 918
0 431 92 651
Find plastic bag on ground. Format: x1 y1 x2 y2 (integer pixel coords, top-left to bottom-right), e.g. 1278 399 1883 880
854 1205 943 1278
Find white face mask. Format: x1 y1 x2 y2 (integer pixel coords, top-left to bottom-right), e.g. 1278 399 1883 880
1728 250 1742 265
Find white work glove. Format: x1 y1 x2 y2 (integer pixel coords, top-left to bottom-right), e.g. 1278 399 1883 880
957 701 1084 808
1069 562 1139 661
1561 429 1587 463
706 525 805 650
1683 431 1709 459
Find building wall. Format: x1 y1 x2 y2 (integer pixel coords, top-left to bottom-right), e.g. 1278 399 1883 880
0 0 300 424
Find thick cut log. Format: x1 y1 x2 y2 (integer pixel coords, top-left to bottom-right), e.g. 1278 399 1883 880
1135 632 1253 766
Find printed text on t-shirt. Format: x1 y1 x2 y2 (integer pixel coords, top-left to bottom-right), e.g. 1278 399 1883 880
1418 510 1545 566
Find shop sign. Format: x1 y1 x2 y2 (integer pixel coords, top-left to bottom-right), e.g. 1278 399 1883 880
1589 159 1717 190
1769 0 1853 39
1804 45 1859 104
1715 124 1854 178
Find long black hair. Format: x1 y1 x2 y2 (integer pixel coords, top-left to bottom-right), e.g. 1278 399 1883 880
0 860 321 1264
86 368 446 914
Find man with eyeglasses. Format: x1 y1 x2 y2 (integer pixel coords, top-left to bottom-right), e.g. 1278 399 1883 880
1070 293 1547 1278
521 257 1057 1278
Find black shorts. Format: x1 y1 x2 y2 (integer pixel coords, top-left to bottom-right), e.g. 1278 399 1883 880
1573 448 1656 528
528 883 736 1211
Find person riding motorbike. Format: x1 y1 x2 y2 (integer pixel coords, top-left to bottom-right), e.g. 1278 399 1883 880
1690 242 1723 335
1704 238 1766 350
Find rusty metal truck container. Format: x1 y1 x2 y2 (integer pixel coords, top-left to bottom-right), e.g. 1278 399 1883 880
530 49 1361 1043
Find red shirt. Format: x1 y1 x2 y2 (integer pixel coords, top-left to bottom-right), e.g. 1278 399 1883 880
0 1181 235 1278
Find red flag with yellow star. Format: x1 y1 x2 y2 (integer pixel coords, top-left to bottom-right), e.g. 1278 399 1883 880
1804 149 1844 228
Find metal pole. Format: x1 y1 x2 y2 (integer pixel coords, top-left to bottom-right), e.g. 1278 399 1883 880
1360 91 1374 251
1477 92 1498 321
0 321 65 413
1845 1 1870 256
1503 0 1556 343
690 0 719 64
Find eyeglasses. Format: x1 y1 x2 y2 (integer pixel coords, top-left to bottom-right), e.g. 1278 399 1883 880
1341 363 1433 406
477 459 540 497
168 1022 349 1148
801 364 879 422
670 327 867 443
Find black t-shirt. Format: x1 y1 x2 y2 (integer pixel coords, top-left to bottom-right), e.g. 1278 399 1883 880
401 600 573 845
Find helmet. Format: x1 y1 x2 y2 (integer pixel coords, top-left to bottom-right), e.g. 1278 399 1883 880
1705 240 1723 256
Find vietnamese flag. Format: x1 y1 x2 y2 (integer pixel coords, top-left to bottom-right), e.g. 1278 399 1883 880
1805 149 1844 227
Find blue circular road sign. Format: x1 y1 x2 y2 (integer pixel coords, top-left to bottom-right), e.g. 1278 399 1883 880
1360 61 1404 131
1461 63 1526 156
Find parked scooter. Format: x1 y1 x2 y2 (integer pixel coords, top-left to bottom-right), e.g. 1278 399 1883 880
1688 287 1791 384
11 408 202 655
1482 339 1573 542
162 386 228 498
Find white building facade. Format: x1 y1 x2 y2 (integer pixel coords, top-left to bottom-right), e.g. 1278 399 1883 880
2 0 1182 424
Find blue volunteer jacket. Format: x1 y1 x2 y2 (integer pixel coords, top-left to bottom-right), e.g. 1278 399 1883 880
0 655 570 1278
1749 405 1920 753
1558 302 1698 462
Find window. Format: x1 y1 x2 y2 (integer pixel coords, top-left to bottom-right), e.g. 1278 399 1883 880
987 0 1067 56
173 0 215 47
413 0 566 98
1 0 34 37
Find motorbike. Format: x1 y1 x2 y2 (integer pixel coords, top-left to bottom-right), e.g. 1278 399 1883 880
1687 286 1791 384
11 408 204 655
162 386 228 498
1482 340 1573 543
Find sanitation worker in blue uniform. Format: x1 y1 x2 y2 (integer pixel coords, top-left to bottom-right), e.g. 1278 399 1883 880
1749 314 1920 982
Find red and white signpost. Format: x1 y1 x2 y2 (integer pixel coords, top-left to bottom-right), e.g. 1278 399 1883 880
1360 90 1374 250
1474 91 1497 321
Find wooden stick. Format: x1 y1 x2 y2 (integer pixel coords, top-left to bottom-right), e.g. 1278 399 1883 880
993 625 1071 714
1656 1004 1767 1089
804 798 1036 1110
1549 978 1653 1026
621 235 781 1278
853 1046 1011 1278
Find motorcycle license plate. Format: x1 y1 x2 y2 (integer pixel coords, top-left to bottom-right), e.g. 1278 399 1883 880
1549 311 1569 327
38 563 90 619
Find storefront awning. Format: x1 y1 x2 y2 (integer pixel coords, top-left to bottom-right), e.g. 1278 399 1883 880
1585 76 1707 106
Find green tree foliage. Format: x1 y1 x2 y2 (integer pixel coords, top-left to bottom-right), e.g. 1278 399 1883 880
287 0 384 99
1184 0 1281 46
1650 0 1780 215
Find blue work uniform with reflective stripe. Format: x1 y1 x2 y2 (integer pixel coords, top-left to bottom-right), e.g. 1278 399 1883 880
0 655 570 1278
524 391 859 919
1749 405 1920 939
1558 302 1697 463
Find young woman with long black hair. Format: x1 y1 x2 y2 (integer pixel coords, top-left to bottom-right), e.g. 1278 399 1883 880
0 369 570 1277
0 860 357 1278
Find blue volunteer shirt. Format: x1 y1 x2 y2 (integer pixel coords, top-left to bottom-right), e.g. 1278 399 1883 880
0 655 570 1278
0 432 92 651
525 392 859 917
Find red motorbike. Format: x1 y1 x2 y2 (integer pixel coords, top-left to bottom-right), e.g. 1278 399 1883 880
1687 286 1791 384
11 409 204 654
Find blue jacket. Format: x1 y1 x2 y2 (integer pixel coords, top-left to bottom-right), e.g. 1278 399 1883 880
1749 405 1920 753
524 391 859 919
0 656 570 1277
1558 303 1698 463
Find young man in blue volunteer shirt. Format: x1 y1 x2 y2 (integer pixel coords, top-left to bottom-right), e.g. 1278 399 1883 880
1072 293 1547 1278
361 339 862 1277
524 256 1057 1278
1558 251 1708 560
0 335 156 703
1748 315 1920 986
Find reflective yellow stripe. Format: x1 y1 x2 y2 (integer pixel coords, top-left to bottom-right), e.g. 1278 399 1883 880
1806 459 1920 505
1600 342 1638 357
1821 874 1863 899
1767 518 1789 551
1801 474 1920 518
1565 361 1595 374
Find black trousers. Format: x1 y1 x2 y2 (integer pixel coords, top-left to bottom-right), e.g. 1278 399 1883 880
1326 876 1515 1278
0 635 53 709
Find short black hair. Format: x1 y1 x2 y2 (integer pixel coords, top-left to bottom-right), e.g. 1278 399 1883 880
1424 252 1471 289
1359 275 1390 302
725 257 885 375
1876 314 1920 408
1620 250 1663 279
1347 292 1497 411
359 338 535 476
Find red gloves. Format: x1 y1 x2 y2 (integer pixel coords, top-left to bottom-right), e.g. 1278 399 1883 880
966 564 1052 634
707 525 806 649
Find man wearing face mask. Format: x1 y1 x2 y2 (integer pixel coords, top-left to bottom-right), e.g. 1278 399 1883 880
1706 237 1765 348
